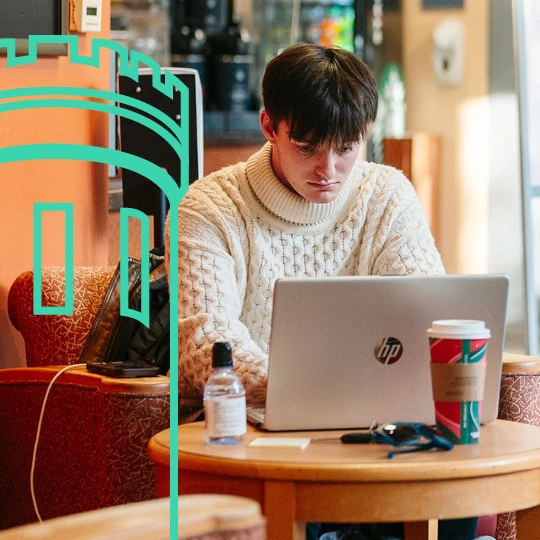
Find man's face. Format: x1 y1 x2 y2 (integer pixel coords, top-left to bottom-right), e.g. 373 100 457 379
260 110 361 204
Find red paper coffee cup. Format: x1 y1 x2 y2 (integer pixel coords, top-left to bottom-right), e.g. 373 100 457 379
427 320 490 444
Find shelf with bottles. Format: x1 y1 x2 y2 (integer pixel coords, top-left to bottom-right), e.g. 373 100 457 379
301 4 355 50
252 0 356 56
254 0 354 6
251 0 358 113
110 0 171 66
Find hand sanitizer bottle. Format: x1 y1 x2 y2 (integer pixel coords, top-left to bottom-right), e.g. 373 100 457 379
204 341 246 445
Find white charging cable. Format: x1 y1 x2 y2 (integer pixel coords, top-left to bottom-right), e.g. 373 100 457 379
30 363 86 523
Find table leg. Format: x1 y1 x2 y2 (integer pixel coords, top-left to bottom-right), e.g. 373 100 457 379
404 519 437 540
264 481 305 540
516 505 540 540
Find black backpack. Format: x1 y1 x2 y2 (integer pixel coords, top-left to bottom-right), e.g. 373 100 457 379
80 246 170 374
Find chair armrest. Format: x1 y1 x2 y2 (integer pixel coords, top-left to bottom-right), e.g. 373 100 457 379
502 352 540 374
0 365 170 394
499 352 540 426
0 496 265 540
8 267 115 366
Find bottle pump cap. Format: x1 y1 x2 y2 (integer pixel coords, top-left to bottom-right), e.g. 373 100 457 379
212 341 233 368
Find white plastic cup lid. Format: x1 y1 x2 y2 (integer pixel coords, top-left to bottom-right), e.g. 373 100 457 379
427 319 491 339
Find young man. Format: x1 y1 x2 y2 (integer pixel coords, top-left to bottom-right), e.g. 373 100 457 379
165 43 489 540
166 43 443 422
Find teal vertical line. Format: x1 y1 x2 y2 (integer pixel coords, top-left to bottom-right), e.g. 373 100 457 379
120 208 150 326
169 204 179 540
168 60 189 539
65 206 74 314
178 83 190 196
33 204 44 315
33 203 74 315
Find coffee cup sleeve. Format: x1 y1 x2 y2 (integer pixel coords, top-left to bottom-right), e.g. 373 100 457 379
430 362 487 402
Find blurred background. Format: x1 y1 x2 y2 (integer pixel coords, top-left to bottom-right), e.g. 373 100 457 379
107 0 540 357
110 0 404 147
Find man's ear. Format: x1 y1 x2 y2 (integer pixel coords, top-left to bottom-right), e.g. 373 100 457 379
260 110 277 143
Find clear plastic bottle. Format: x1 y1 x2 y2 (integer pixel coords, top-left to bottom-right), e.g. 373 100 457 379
204 342 247 445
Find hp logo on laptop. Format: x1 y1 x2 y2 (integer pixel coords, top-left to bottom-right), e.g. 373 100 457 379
374 337 403 365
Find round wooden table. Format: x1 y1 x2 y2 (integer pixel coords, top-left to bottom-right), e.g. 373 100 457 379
148 420 540 540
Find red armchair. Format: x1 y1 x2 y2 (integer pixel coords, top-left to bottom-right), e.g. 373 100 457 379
3 267 537 539
0 268 170 529
495 353 540 540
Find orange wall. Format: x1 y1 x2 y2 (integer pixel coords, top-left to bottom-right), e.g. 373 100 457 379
0 6 111 367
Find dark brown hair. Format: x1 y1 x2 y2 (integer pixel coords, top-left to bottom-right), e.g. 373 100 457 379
262 44 378 149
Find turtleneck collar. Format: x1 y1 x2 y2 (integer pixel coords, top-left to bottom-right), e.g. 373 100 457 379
243 143 354 227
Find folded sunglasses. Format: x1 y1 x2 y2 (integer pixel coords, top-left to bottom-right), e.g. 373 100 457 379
339 422 454 458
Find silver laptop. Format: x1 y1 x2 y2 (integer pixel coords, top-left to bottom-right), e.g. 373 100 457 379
248 274 509 431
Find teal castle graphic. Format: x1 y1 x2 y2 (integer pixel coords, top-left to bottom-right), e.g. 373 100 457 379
0 35 186 538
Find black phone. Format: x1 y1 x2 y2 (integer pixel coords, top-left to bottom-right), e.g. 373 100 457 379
86 361 161 378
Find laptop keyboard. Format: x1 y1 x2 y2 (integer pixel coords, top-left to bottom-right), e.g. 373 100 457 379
246 406 266 425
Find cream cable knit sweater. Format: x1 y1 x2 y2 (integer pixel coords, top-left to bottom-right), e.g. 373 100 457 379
166 143 444 422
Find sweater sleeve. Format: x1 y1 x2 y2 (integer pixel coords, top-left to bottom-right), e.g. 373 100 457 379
369 169 445 276
165 204 267 420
